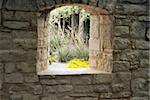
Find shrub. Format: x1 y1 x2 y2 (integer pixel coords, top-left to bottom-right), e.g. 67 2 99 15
49 34 65 54
56 47 74 62
73 44 89 61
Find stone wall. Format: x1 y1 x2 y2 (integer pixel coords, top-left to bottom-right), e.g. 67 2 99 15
0 0 149 100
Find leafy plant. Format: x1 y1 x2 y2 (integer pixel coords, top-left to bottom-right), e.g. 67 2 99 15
49 34 65 54
56 47 74 62
73 44 89 61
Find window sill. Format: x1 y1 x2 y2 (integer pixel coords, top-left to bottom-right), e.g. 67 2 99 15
38 63 110 75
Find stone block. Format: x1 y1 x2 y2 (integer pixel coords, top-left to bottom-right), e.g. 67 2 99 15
16 62 36 72
93 74 112 84
113 37 131 50
0 0 3 9
12 30 36 39
89 58 97 67
113 61 130 72
74 85 93 93
22 93 40 100
93 85 110 93
90 15 99 38
135 40 150 50
10 95 22 100
114 26 129 37
71 75 92 85
57 85 73 92
6 0 37 11
41 95 57 100
0 40 12 49
115 4 146 15
4 73 24 83
40 79 57 85
112 72 131 84
131 78 148 97
115 18 131 26
130 97 149 100
3 21 30 29
130 21 146 39
89 39 100 51
0 31 12 40
0 80 2 89
75 97 98 100
13 39 37 49
132 68 149 79
0 63 3 73
2 10 14 20
33 85 42 95
120 0 147 4
140 59 149 68
146 28 150 40
24 73 39 83
5 63 16 73
100 15 112 24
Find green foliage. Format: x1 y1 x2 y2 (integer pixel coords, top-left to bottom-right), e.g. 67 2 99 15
73 44 89 61
56 47 74 62
49 34 65 54
49 6 90 25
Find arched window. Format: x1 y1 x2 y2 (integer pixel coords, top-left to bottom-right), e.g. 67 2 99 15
37 4 113 75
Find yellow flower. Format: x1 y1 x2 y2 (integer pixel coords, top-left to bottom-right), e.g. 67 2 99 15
66 59 89 68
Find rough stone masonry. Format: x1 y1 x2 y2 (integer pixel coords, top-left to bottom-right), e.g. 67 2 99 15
0 0 149 100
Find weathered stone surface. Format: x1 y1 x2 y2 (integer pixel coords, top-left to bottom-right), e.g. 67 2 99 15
4 73 23 83
89 39 100 50
0 0 3 9
130 97 149 100
146 28 150 40
0 80 2 89
0 40 12 49
12 31 36 39
3 21 30 29
75 97 98 100
74 85 93 93
112 72 131 83
114 26 129 37
5 63 16 73
94 85 110 93
0 11 1 26
33 85 42 95
24 73 39 83
140 59 149 68
17 62 36 72
6 0 37 11
120 0 147 4
0 63 3 73
14 39 37 49
135 40 150 50
22 93 39 100
71 75 92 84
116 4 146 15
57 85 73 92
130 21 146 39
41 95 57 100
131 78 148 97
113 61 130 72
132 68 149 79
93 74 112 84
113 37 131 50
10 95 22 100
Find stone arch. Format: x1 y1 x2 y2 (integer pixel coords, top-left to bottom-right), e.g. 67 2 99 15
36 2 113 74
